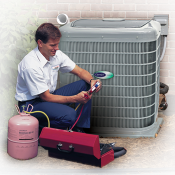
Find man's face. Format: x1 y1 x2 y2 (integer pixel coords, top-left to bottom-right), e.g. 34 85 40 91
38 38 60 60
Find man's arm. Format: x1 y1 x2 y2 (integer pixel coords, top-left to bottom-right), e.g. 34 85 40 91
70 65 93 84
39 65 92 103
39 65 101 103
70 65 102 92
39 89 90 104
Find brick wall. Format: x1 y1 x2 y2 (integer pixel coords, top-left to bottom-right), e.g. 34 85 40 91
18 0 175 95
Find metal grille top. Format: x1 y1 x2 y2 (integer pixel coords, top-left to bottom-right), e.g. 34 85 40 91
71 19 151 28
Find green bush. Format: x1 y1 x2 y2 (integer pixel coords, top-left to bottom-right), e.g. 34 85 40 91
0 0 46 88
0 88 17 141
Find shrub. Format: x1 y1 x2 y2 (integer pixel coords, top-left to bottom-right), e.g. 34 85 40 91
0 0 46 88
0 88 17 141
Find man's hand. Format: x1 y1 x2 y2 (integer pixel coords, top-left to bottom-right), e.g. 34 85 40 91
90 79 102 93
75 91 92 104
39 89 92 104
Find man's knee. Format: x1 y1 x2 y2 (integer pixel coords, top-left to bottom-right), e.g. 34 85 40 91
40 107 76 129
66 109 77 124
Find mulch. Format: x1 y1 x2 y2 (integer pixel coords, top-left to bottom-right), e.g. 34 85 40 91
0 114 175 169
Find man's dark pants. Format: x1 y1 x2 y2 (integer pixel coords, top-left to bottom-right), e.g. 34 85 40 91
18 80 91 133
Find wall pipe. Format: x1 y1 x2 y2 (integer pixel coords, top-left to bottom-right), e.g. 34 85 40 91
56 13 70 25
160 35 167 61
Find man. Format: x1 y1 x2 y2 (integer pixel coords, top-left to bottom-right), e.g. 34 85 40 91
15 23 102 133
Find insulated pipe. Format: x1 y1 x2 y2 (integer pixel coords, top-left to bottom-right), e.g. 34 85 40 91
160 82 169 95
160 36 167 62
57 14 69 26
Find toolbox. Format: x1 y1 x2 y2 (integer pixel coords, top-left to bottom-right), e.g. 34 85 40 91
39 127 115 167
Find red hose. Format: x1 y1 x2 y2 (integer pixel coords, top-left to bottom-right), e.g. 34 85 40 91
70 104 84 130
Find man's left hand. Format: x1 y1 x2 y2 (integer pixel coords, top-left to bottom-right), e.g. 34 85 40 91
90 79 102 93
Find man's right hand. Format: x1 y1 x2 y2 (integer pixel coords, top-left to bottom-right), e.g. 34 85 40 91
39 89 91 104
75 91 92 104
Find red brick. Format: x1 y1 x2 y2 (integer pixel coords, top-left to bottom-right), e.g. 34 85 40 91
170 56 175 62
69 4 90 11
170 70 175 76
80 0 101 3
7 0 175 95
126 12 147 18
160 77 175 84
165 49 175 55
159 77 167 84
48 18 58 25
170 26 175 33
147 0 168 4
169 12 175 18
169 84 175 91
20 10 36 16
160 62 175 70
169 19 175 26
102 0 123 3
167 33 175 41
160 69 169 77
59 11 81 18
170 41 175 48
70 18 80 22
161 55 169 62
136 4 158 11
81 11 102 18
47 4 68 11
104 12 125 18
159 4 175 11
124 0 146 4
38 11 58 18
114 4 135 11
91 4 112 11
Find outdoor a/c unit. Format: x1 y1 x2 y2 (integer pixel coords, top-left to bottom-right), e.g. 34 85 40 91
59 18 164 138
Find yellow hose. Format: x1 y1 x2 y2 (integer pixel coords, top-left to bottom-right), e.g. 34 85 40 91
75 103 81 111
24 103 81 128
24 111 50 128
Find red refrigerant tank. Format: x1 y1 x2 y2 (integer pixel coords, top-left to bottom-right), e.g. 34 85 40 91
7 105 39 160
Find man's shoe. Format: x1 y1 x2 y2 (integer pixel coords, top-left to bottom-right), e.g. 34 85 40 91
72 126 85 133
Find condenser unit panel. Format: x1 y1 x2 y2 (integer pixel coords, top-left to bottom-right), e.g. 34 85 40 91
59 19 163 138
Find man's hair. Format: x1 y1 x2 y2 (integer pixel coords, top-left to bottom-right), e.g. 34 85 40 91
35 23 62 43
